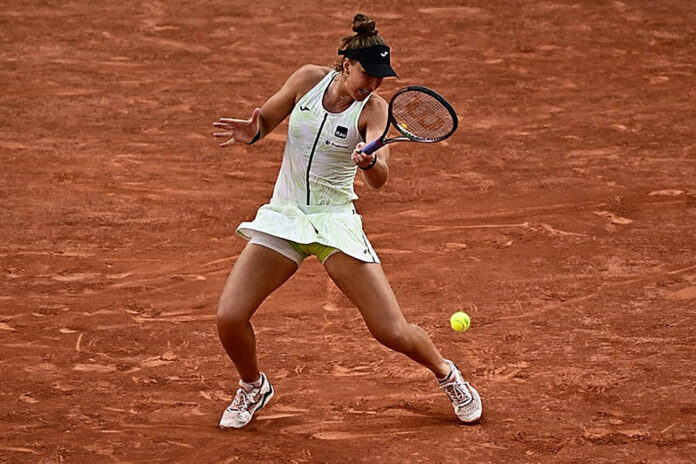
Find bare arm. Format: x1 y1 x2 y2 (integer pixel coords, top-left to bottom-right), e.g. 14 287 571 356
213 65 327 147
352 96 390 189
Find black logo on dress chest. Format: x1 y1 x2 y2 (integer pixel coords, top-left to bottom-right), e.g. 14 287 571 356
334 126 348 139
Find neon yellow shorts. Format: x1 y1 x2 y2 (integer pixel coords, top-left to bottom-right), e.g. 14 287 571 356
248 231 338 266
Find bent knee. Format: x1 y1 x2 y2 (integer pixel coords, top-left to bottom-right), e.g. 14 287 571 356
217 298 252 331
371 322 414 351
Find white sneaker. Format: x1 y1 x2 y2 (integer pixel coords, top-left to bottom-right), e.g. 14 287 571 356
219 372 274 429
439 359 482 423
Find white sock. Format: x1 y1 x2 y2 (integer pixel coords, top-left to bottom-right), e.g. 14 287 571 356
437 361 454 383
243 375 263 388
438 370 454 383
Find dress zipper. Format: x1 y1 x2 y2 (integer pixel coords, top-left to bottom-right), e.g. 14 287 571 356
306 112 328 205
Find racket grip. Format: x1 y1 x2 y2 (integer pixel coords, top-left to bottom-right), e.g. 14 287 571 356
361 139 383 155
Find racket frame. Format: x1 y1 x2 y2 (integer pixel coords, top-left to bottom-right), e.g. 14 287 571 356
361 85 458 155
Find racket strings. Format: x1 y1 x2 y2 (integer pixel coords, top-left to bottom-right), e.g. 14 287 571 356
391 91 455 141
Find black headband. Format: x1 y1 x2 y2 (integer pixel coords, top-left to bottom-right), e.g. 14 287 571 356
338 44 398 78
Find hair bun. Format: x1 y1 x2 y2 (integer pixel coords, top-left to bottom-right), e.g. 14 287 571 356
352 14 377 36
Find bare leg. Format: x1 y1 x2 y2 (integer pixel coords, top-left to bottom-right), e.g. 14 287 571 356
217 243 298 382
323 253 449 378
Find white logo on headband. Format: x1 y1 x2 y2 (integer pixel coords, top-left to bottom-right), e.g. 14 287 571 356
380 51 389 57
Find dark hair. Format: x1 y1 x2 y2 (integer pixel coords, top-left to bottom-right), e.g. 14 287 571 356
334 14 388 72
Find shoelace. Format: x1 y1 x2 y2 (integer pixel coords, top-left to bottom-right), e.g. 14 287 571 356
228 387 253 412
441 381 473 406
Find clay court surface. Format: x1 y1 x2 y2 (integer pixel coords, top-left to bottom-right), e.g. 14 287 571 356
2 0 696 462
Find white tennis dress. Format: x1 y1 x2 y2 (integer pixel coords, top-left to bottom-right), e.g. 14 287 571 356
237 71 379 263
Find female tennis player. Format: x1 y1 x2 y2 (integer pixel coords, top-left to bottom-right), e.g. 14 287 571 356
212 14 482 429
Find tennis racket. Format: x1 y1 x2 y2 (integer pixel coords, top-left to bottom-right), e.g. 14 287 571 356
361 85 458 155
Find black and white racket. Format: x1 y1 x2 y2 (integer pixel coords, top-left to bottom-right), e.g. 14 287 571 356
361 86 458 155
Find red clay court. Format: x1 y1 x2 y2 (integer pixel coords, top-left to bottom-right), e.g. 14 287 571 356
1 1 695 462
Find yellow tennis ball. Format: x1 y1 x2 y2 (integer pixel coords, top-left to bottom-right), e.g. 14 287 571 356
450 311 470 332
400 123 408 129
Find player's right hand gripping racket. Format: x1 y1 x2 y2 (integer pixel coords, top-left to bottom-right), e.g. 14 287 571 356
361 86 458 155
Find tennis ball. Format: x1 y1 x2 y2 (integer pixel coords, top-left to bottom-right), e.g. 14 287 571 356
450 311 470 332
400 123 408 129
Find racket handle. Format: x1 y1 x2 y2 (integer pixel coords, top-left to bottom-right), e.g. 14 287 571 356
361 139 383 155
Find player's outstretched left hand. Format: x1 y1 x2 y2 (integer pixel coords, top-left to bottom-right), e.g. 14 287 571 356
213 108 261 147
